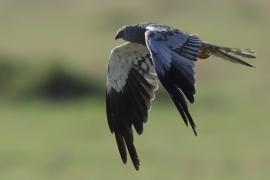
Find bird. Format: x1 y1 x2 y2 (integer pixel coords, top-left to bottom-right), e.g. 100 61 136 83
106 22 256 170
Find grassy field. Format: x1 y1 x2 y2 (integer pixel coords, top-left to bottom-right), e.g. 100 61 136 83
0 0 270 179
0 97 269 180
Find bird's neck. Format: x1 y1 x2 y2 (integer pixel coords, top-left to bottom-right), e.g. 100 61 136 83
131 25 148 45
134 36 146 45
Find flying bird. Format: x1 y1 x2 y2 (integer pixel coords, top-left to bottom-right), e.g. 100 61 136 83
106 22 256 170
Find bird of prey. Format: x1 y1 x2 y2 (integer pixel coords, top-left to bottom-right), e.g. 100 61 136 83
106 22 256 170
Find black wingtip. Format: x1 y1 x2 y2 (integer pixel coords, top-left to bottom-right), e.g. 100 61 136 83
131 154 140 171
121 128 141 171
186 111 198 136
191 126 197 136
134 163 140 171
115 133 127 164
125 139 140 171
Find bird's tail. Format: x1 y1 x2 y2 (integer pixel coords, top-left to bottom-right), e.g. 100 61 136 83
199 42 256 67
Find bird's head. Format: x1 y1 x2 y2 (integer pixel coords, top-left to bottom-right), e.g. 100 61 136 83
115 24 146 44
115 25 133 41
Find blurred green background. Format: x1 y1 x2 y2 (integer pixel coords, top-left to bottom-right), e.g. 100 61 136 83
0 0 269 179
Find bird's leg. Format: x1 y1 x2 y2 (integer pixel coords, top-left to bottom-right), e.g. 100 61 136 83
198 50 211 59
198 44 211 59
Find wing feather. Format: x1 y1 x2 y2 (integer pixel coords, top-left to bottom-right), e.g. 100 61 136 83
145 27 201 135
106 42 158 170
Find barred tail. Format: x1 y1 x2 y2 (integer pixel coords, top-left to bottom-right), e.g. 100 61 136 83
200 42 256 67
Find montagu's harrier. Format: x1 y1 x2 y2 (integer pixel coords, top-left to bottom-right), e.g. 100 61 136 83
106 22 256 170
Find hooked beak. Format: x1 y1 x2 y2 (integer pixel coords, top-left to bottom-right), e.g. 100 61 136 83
115 31 122 40
115 34 120 40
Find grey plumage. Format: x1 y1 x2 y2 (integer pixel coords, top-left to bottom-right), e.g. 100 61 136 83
107 22 256 170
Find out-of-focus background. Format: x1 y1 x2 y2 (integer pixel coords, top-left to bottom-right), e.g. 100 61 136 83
0 0 269 179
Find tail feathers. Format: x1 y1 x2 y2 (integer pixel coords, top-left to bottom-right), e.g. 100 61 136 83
203 42 256 67
218 47 256 59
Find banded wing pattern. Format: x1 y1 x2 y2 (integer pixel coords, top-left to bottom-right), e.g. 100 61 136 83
106 42 158 170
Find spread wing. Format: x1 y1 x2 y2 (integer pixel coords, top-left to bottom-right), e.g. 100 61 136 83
145 28 202 135
106 42 158 170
